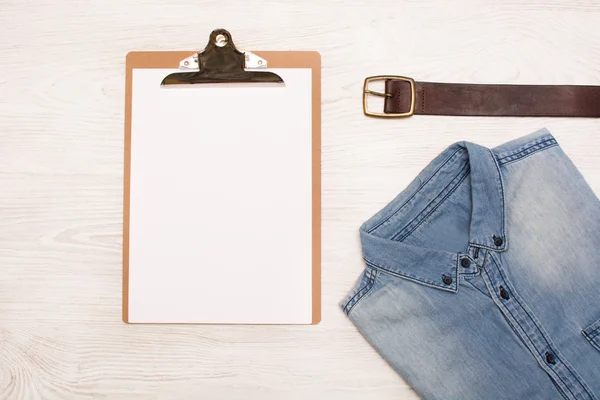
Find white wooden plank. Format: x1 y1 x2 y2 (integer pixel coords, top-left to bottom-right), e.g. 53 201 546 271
1 1 600 398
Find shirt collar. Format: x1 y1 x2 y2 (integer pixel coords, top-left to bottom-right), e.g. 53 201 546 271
360 141 506 293
464 142 507 251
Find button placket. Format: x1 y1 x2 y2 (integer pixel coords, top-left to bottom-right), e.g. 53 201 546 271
480 253 595 399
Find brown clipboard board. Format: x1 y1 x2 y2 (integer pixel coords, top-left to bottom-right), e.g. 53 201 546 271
123 46 321 324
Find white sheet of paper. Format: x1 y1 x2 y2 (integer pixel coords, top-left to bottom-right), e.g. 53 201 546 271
128 68 313 324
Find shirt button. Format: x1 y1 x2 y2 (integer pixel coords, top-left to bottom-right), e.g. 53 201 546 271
442 275 453 285
500 286 510 300
546 352 556 365
461 258 471 268
494 236 504 247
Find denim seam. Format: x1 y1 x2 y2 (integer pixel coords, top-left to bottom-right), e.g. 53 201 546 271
498 141 558 167
499 143 559 167
491 256 595 398
583 323 600 342
460 150 507 253
583 317 600 334
454 255 460 284
586 328 600 341
364 259 457 293
344 268 379 316
496 138 557 163
343 275 371 315
483 256 577 399
488 255 594 400
480 263 577 400
551 377 571 400
345 269 378 316
582 331 600 352
464 279 492 299
393 163 470 242
469 241 504 252
490 147 507 250
367 147 465 234
492 257 593 398
496 138 556 161
492 283 537 350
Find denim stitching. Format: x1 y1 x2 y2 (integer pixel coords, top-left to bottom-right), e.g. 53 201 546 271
491 256 595 397
496 138 556 162
469 242 501 252
349 268 380 315
583 317 600 334
454 255 460 284
364 259 457 293
488 255 594 399
589 331 600 341
343 267 377 315
345 268 379 316
367 147 465 233
582 332 600 352
480 263 577 400
492 256 589 397
587 327 600 340
342 274 372 314
484 254 577 398
489 147 507 250
583 324 600 342
588 330 600 341
393 163 470 242
497 139 558 166
499 143 559 167
551 376 571 400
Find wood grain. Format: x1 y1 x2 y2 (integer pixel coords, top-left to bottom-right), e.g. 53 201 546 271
1 1 600 399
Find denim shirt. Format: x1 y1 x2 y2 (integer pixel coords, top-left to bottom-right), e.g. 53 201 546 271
341 129 600 400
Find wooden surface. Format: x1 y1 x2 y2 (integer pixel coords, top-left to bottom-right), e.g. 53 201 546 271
1 1 600 399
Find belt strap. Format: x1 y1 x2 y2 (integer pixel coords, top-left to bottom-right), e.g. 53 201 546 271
363 76 600 118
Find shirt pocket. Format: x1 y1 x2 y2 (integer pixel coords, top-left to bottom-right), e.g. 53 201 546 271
340 266 380 316
582 317 600 352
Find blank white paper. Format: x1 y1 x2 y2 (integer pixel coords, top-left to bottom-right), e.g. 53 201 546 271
128 68 313 324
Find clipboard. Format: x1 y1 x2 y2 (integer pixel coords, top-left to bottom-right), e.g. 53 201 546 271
123 29 321 324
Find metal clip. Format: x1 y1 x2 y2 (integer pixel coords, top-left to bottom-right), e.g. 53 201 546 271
179 51 267 71
244 52 267 69
179 54 199 70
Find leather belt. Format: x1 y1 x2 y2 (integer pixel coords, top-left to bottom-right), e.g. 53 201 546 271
363 75 600 118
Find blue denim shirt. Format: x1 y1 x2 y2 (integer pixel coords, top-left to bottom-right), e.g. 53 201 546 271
341 129 600 399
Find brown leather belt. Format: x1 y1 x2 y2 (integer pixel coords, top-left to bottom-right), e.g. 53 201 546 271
363 75 600 118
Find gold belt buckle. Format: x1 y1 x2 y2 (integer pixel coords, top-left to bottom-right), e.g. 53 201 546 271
363 75 416 118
